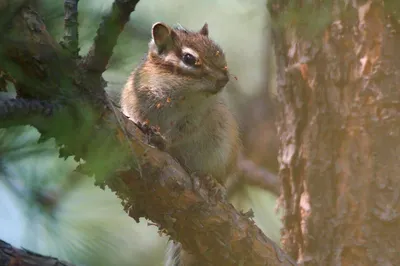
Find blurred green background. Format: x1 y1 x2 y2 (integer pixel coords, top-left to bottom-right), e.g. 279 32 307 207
0 0 280 265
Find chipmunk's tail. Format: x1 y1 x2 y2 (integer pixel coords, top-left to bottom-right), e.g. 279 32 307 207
164 241 181 266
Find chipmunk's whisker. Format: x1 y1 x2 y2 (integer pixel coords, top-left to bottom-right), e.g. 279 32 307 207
228 73 238 81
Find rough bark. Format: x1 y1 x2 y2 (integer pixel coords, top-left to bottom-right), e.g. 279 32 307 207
0 1 294 265
0 240 75 266
269 0 400 265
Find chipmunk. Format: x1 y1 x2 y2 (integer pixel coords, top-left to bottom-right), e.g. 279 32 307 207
121 22 240 266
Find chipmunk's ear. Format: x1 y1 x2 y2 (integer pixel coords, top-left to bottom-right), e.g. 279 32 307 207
199 23 209 36
152 22 176 52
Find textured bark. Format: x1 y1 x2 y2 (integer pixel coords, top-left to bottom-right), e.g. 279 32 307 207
0 240 75 266
270 0 400 265
0 1 296 265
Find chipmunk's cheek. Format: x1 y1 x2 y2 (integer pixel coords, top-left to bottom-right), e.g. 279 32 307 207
215 76 229 90
199 80 217 94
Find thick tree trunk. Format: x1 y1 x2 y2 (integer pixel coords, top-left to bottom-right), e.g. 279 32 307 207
270 0 400 265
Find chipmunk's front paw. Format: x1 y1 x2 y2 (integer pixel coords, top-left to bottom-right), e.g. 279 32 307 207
135 121 167 151
203 174 227 201
189 172 227 201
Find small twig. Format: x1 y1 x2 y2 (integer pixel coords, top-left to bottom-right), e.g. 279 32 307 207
0 98 61 120
238 154 280 196
82 0 141 73
60 0 80 57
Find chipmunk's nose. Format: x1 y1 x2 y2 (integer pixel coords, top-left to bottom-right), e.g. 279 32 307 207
215 75 229 90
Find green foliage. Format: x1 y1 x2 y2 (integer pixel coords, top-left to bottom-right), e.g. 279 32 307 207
1 2 164 264
0 126 165 265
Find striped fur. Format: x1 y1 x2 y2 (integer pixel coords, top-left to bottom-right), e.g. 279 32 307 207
120 22 240 266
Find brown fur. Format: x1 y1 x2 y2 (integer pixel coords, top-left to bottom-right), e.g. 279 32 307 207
120 22 240 266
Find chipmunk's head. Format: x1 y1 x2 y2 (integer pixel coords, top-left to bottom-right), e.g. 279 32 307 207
146 22 229 97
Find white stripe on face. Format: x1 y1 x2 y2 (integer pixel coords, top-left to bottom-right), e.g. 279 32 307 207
181 47 199 58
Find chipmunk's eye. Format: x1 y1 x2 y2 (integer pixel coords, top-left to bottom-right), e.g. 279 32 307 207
182 53 197 66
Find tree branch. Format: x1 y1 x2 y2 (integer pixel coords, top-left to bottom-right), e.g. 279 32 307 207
60 0 80 57
0 239 75 266
0 98 60 120
238 154 280 196
82 0 141 74
0 1 296 265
